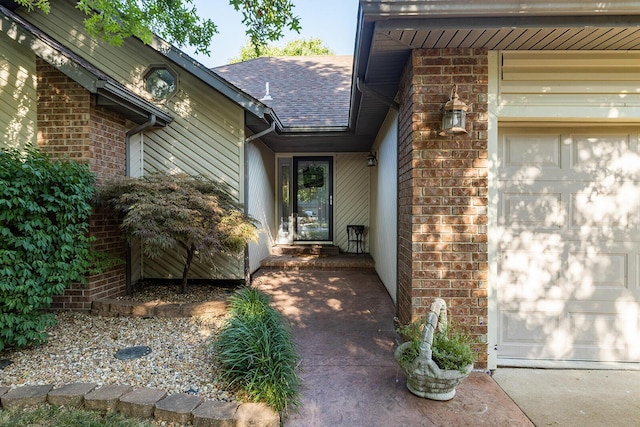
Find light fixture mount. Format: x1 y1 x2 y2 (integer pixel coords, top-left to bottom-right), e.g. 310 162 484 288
367 152 377 167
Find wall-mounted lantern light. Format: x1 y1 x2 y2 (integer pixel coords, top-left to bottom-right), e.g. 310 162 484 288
439 85 469 136
367 152 377 167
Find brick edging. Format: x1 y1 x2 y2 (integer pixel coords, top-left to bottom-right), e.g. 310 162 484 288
0 383 279 426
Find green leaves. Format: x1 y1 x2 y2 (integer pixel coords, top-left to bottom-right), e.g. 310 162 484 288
230 37 333 63
396 316 477 373
96 172 258 292
19 0 300 57
0 146 96 350
229 0 301 53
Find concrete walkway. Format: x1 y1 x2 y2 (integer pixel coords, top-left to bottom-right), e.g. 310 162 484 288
253 268 533 427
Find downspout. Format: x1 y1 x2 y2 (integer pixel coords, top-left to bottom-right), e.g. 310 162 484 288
123 114 157 294
245 120 276 143
125 114 157 175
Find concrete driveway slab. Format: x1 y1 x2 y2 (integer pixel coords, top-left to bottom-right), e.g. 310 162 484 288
493 368 640 427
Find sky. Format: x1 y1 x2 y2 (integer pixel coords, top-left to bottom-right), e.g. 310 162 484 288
182 1 360 67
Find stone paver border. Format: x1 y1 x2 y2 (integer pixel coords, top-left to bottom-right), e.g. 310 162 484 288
0 383 279 426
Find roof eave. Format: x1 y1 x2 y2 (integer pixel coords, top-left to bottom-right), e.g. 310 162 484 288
0 5 172 126
359 0 640 18
148 38 274 122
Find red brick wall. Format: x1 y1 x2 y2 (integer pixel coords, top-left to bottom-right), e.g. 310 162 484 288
36 60 91 160
397 48 489 368
36 59 127 310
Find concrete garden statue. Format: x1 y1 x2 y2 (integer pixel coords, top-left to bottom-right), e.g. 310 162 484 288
394 298 475 400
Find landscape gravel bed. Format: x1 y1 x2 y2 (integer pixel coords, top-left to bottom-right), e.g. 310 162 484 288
0 283 238 402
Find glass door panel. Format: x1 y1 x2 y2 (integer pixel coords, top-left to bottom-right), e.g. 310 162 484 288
277 158 293 244
294 157 332 242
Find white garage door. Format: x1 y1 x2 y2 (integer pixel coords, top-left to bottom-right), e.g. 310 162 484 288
497 126 640 364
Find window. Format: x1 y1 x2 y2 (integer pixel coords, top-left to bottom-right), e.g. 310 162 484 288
143 65 178 100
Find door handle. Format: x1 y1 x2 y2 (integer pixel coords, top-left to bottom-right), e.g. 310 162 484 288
330 195 333 205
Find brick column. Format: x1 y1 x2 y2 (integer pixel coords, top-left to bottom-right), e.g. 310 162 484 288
397 48 489 368
37 59 127 310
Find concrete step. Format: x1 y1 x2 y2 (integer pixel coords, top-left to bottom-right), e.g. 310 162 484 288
260 253 375 271
271 244 340 256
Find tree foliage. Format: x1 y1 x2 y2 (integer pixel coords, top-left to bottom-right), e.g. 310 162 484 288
230 37 334 63
0 146 96 350
97 172 258 293
15 0 300 55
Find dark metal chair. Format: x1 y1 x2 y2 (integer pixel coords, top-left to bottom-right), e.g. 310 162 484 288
346 225 365 254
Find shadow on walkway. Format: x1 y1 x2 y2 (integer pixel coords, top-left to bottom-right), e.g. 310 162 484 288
253 268 533 427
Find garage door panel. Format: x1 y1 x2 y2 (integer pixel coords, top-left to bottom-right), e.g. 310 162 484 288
572 134 640 179
566 251 628 295
499 132 568 182
571 189 640 229
501 307 638 361
500 250 562 297
500 310 572 359
501 310 561 343
501 182 640 232
497 126 640 364
501 244 637 297
500 130 640 182
502 192 565 227
503 133 562 168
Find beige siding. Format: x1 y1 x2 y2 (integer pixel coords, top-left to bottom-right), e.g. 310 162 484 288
500 51 640 107
21 2 247 280
246 139 276 273
0 30 36 148
143 249 244 281
335 152 370 251
370 112 398 303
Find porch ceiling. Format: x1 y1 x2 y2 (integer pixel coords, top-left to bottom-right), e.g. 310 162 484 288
351 8 640 148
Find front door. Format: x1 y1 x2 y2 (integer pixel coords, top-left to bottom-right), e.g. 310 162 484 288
277 157 333 243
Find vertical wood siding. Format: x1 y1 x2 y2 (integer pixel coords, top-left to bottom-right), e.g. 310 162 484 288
246 139 276 273
22 3 247 280
0 30 36 148
370 112 398 302
335 152 370 251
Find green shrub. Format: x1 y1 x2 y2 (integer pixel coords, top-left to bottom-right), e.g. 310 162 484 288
0 146 95 350
431 328 476 372
396 317 476 373
213 287 301 414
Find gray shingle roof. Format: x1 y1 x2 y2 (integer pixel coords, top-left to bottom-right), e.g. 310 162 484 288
213 56 353 128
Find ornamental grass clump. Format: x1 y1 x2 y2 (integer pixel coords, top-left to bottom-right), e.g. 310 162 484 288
213 287 301 414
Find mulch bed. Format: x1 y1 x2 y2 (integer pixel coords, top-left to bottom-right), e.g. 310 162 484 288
115 279 241 304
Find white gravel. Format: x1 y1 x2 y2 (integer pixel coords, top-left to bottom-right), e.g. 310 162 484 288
0 284 237 402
